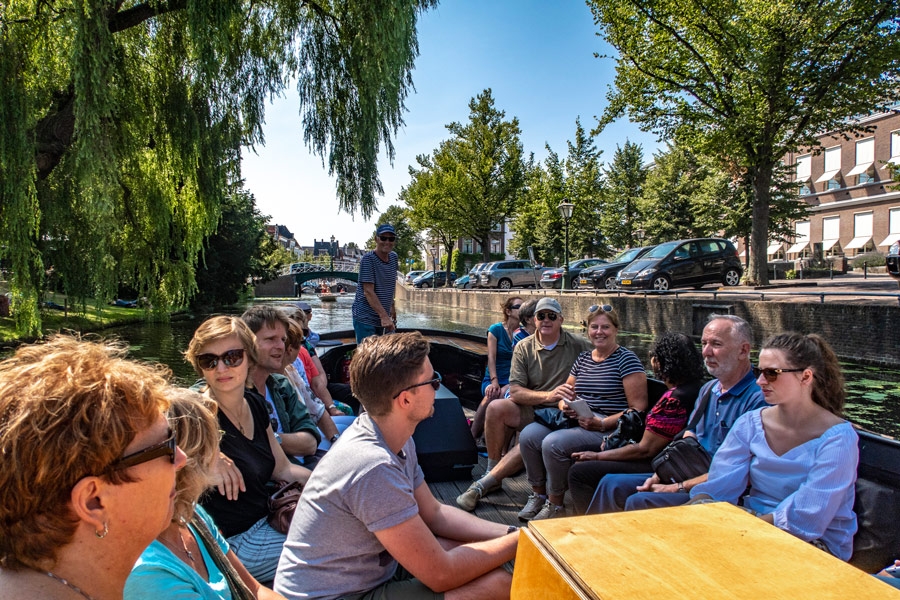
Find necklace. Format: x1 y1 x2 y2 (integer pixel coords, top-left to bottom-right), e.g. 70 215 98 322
43 571 99 600
158 520 196 563
218 400 248 435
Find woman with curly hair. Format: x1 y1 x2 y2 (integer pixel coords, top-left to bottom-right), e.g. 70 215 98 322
0 336 186 600
568 332 706 515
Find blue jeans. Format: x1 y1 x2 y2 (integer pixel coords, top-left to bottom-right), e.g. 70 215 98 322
590 473 690 513
353 320 387 344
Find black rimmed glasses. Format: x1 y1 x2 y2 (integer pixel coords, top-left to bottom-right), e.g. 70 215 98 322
110 428 177 470
393 372 442 398
196 348 245 371
589 304 613 313
752 366 805 382
379 235 396 242
536 311 558 322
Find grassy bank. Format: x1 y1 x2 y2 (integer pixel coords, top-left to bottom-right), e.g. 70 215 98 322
0 293 151 344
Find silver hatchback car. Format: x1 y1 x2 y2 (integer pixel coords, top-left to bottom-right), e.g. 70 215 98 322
479 260 546 289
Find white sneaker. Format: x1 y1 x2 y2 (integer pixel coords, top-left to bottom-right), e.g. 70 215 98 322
531 501 566 521
517 493 547 522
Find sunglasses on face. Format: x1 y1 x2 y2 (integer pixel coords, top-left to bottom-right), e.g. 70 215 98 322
197 348 245 371
536 311 558 322
379 235 396 242
751 366 805 382
393 372 442 398
110 428 177 471
589 304 613 313
510 304 522 310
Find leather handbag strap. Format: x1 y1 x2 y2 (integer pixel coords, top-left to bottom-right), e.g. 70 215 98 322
685 383 714 432
190 511 256 600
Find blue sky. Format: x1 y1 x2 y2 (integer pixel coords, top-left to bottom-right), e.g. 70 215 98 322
240 0 663 247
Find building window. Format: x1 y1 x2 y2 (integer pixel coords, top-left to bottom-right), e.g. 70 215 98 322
847 138 874 184
491 240 501 254
846 211 873 256
858 172 875 185
826 179 841 190
799 184 811 196
463 239 473 254
816 146 841 187
892 130 900 162
795 154 811 183
822 216 841 256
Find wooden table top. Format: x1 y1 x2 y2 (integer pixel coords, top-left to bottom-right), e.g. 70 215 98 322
512 502 898 599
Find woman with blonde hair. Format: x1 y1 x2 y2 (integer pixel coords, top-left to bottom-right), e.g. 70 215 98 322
186 316 309 583
126 389 285 599
0 335 186 600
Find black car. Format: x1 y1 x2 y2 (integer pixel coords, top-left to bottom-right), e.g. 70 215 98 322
414 270 457 288
539 258 607 289
580 246 656 290
616 238 742 291
888 241 900 288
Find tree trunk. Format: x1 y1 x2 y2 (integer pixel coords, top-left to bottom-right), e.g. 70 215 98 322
480 234 491 263
747 165 774 286
444 239 456 287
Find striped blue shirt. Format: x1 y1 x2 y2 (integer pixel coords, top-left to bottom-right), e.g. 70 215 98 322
692 408 858 560
569 347 645 415
351 250 398 326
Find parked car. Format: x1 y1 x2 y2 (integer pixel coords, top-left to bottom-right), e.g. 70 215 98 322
414 270 457 288
454 274 473 289
539 258 607 289
460 262 488 288
479 260 546 289
616 238 742 291
405 270 427 284
888 241 900 287
580 246 656 290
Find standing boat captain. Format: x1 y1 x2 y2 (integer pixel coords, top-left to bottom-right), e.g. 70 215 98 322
352 224 398 343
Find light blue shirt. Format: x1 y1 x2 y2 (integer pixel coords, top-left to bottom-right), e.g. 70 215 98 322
688 369 767 455
691 408 859 560
125 506 232 600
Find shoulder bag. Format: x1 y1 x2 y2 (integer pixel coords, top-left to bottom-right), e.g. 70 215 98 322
650 384 713 484
190 511 256 600
268 480 303 534
602 408 646 450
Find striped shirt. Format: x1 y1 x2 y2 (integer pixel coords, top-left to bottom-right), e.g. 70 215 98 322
569 347 645 415
351 250 398 326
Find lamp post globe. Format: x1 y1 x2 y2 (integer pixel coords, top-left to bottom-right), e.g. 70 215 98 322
557 200 575 290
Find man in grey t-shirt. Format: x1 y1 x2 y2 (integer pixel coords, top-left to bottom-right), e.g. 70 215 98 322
275 332 518 600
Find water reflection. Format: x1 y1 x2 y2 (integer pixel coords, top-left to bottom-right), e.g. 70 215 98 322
101 295 900 438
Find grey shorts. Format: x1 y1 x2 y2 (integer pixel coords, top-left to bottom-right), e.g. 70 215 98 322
340 565 443 600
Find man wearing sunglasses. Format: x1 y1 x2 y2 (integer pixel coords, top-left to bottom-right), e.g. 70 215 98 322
351 223 399 343
276 332 518 600
592 314 767 513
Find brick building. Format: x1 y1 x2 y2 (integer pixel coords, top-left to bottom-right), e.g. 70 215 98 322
777 106 900 261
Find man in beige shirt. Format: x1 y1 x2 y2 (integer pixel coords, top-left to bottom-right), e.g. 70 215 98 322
457 298 591 513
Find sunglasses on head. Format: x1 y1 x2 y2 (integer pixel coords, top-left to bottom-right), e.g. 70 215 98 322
379 235 396 242
393 372 442 398
751 366 805 382
589 304 613 313
536 311 558 322
110 428 177 471
197 348 245 371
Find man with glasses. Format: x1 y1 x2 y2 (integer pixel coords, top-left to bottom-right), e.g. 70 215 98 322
591 314 766 513
352 223 399 343
276 332 518 600
457 297 592 514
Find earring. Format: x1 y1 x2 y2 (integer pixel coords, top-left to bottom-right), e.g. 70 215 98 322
95 522 109 539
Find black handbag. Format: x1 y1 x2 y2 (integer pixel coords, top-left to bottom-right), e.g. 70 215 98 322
533 407 576 431
649 385 713 483
603 408 646 450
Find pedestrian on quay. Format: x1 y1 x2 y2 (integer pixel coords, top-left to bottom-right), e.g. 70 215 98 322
351 224 398 343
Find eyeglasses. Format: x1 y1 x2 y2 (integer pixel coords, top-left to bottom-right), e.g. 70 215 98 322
589 304 613 313
510 304 522 310
110 428 177 470
197 348 245 371
536 312 558 322
379 235 396 242
751 366 805 382
393 372 442 398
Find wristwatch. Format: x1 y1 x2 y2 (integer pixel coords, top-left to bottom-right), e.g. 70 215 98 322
329 434 340 444
507 525 519 535
274 432 282 445
677 482 686 493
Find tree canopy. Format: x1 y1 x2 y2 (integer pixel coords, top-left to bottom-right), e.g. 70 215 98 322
0 0 435 334
589 0 900 283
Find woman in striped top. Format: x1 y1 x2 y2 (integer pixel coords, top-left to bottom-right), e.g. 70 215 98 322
518 306 647 521
690 333 858 560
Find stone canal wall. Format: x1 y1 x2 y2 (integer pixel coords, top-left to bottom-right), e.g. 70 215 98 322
396 286 900 366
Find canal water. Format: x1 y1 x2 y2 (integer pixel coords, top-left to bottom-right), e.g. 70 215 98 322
105 294 900 438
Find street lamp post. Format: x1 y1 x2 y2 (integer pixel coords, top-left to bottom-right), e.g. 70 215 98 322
329 235 335 271
635 228 645 248
557 200 575 290
431 246 438 290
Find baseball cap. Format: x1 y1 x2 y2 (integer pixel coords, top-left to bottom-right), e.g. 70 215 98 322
296 301 312 312
535 298 563 315
376 224 395 236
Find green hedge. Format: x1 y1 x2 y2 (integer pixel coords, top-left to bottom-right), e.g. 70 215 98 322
450 250 505 273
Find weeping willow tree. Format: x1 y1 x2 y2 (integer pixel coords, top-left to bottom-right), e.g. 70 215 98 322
0 0 436 335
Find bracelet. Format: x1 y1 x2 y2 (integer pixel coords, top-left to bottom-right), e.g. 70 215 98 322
507 525 519 535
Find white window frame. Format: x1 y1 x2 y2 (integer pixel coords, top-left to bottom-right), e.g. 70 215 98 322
847 138 875 180
816 146 842 183
795 154 811 182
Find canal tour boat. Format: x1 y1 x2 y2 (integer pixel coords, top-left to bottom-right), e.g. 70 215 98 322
315 327 900 575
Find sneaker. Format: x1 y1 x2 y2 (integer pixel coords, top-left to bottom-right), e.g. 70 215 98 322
517 493 547 522
531 501 566 521
456 481 487 511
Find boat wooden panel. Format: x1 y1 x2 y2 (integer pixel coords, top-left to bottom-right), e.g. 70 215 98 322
511 502 896 600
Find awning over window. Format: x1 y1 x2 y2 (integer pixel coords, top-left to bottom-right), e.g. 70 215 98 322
766 243 783 255
878 233 900 247
815 169 840 183
846 162 873 177
786 241 809 254
844 236 871 250
884 156 900 169
822 238 840 251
